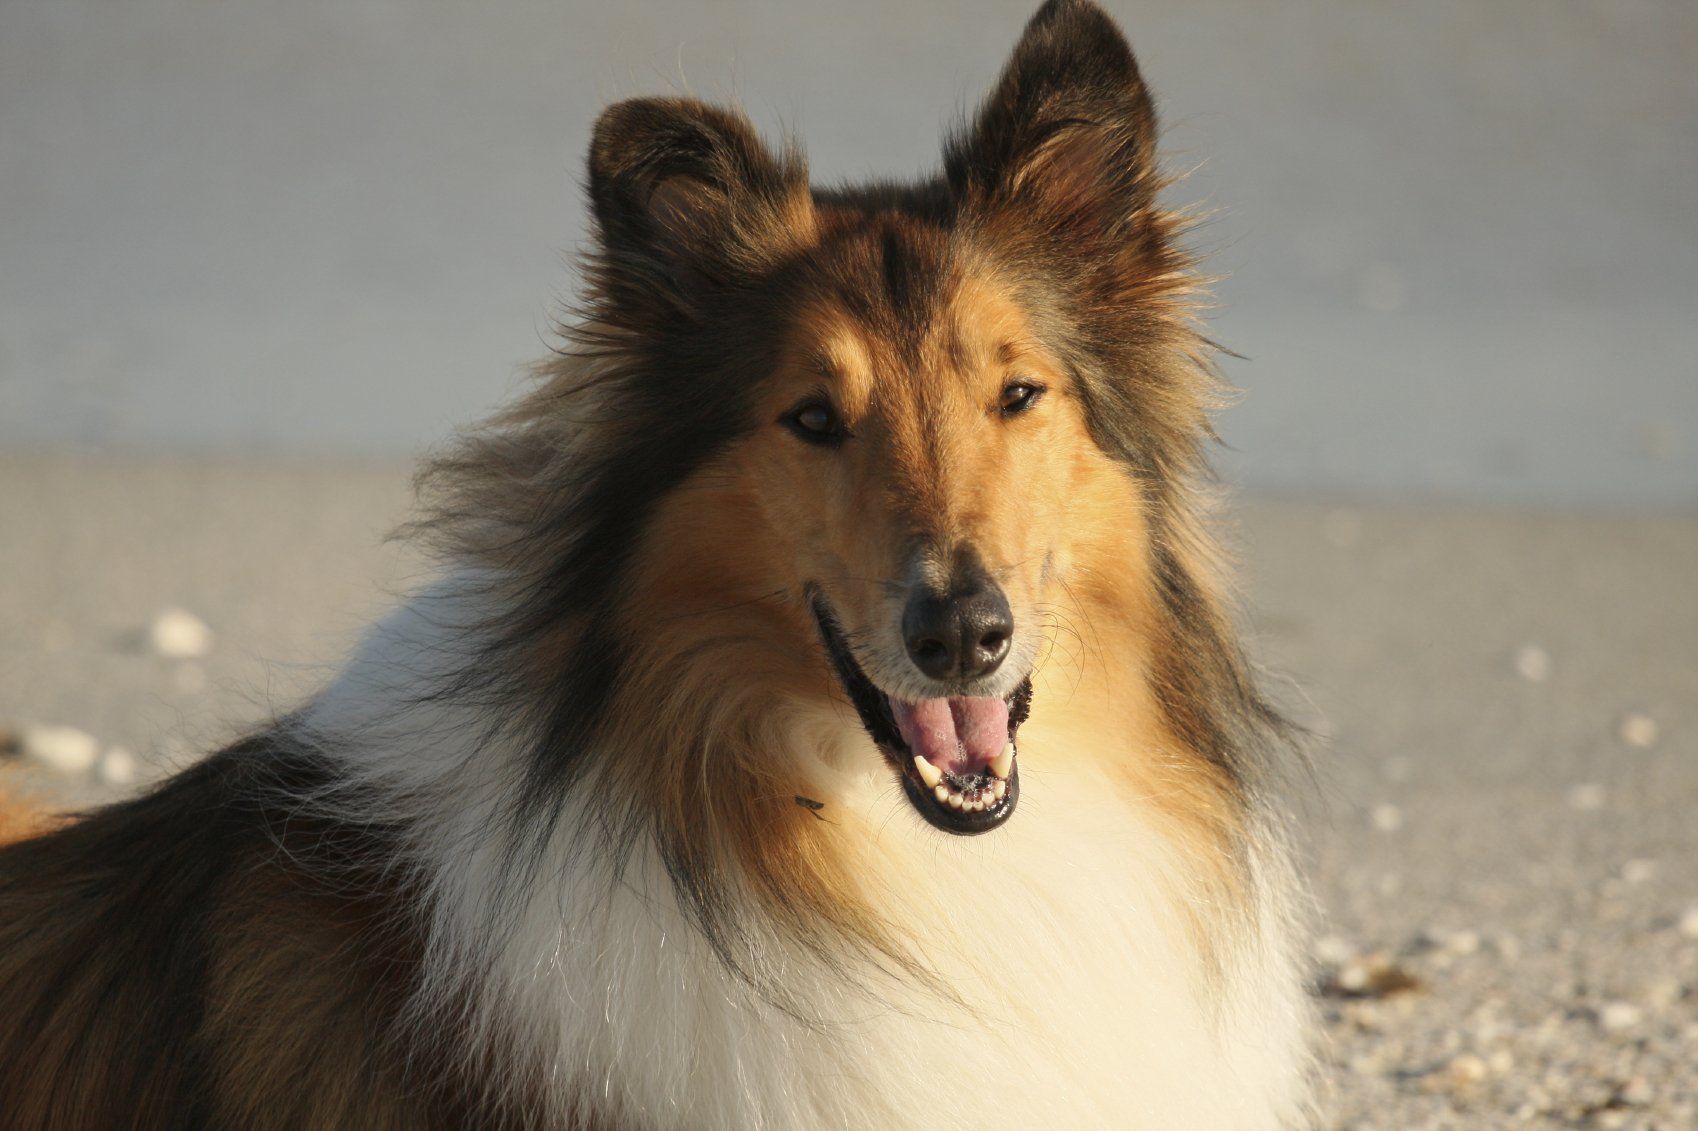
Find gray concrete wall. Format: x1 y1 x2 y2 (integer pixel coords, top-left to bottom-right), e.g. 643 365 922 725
3 1 1694 507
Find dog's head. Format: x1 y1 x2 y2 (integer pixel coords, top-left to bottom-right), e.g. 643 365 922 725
567 0 1217 837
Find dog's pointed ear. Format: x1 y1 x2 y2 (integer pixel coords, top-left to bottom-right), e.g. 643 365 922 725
588 98 814 318
946 0 1160 245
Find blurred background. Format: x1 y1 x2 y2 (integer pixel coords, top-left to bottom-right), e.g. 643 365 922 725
2 3 1695 1126
4 0 1694 504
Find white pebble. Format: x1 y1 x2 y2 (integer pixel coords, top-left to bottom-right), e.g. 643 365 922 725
1599 1001 1643 1032
1371 803 1404 833
98 745 139 787
147 607 214 659
1446 929 1482 956
21 724 100 775
1677 906 1698 940
1567 782 1606 812
1335 959 1371 995
1513 643 1551 682
1444 1053 1489 1087
1618 713 1658 749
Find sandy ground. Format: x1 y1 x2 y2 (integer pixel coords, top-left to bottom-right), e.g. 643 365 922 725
3 454 1695 1127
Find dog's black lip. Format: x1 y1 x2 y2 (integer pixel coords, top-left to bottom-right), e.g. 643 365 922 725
806 586 1030 836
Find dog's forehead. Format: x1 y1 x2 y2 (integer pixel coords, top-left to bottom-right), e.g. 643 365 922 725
791 218 1032 414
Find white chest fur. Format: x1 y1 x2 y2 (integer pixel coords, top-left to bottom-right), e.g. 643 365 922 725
303 588 1315 1129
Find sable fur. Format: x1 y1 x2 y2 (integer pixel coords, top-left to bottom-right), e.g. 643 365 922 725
0 787 59 847
0 2 1318 1127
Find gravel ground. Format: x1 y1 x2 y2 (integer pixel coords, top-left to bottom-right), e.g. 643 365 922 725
3 454 1695 1127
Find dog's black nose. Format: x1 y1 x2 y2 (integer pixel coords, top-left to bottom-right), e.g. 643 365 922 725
902 561 1013 682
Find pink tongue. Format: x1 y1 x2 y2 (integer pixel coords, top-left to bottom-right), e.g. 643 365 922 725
889 696 1009 777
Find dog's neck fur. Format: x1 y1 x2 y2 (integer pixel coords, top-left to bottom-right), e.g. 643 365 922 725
294 565 1315 1129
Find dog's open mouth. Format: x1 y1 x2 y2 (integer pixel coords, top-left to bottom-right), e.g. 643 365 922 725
810 592 1031 835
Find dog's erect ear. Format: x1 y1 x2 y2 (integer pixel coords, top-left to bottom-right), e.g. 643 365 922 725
946 0 1160 245
588 98 813 318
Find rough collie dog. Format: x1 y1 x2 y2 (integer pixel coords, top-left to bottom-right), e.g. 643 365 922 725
0 2 1316 1126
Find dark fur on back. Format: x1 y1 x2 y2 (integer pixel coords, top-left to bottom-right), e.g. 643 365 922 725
0 739 527 1129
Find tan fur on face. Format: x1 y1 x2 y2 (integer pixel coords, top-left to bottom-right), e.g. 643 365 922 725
738 264 1094 699
582 239 1250 993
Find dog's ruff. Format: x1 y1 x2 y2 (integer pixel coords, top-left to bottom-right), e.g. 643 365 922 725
296 579 1313 1128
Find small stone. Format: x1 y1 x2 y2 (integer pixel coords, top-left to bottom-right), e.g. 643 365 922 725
1599 1001 1643 1032
1620 858 1657 885
147 608 214 660
1445 929 1482 955
1617 713 1658 749
1513 643 1552 682
21 724 100 775
97 746 139 787
1326 952 1422 999
1334 959 1372 995
0 726 20 758
1677 906 1698 940
1444 1053 1489 1087
1487 1049 1515 1075
1370 803 1403 833
1567 782 1606 811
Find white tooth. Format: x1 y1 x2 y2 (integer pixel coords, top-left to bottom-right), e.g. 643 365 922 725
993 778 1008 801
991 742 1015 780
934 784 950 804
970 796 985 812
947 791 965 810
913 756 943 790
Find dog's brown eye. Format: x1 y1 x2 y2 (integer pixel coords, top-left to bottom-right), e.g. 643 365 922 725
999 382 1045 417
783 399 847 445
